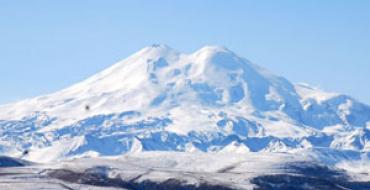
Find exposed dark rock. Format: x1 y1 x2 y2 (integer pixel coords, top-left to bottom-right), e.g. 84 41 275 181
46 168 235 190
251 162 370 190
0 156 30 167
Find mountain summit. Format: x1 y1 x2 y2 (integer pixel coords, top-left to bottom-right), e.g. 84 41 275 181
0 45 369 162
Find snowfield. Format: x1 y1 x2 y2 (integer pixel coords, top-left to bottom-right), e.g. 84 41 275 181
0 44 369 189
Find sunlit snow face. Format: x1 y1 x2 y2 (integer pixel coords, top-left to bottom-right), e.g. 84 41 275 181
0 45 369 163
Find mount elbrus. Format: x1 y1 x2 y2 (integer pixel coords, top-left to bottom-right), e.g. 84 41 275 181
0 45 369 162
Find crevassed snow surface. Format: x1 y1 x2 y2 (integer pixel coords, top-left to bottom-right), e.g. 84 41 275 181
0 44 369 164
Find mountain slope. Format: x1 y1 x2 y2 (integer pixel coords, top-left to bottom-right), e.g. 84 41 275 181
0 44 369 162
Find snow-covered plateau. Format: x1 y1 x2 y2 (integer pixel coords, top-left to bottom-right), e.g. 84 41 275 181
0 44 369 189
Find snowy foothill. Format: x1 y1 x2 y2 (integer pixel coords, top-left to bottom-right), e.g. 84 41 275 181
0 151 369 189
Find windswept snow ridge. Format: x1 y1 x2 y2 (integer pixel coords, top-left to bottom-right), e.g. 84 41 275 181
0 44 369 163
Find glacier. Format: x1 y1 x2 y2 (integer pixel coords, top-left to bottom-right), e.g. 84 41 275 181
0 44 369 164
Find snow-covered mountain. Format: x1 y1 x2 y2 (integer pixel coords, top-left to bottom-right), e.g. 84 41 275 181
0 44 369 162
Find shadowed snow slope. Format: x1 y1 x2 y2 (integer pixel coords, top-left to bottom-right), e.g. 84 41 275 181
0 44 369 162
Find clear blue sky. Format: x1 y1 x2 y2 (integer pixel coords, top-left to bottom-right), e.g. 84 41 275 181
0 1 369 104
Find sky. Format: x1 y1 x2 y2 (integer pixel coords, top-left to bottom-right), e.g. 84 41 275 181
0 0 369 104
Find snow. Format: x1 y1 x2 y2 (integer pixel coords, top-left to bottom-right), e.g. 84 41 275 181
219 141 250 153
0 151 368 189
336 158 370 182
0 44 369 164
128 137 143 153
294 83 338 104
0 152 313 189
